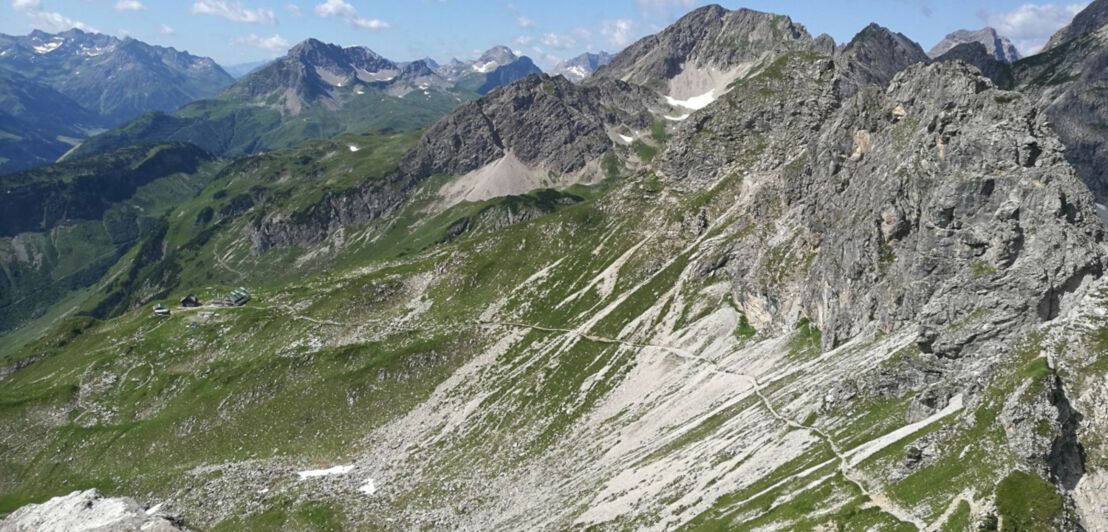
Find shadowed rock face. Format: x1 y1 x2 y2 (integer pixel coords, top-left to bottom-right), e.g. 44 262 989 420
933 42 1015 88
1015 0 1108 200
929 27 1022 63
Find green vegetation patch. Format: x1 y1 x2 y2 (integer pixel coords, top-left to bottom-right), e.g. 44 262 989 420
995 470 1064 531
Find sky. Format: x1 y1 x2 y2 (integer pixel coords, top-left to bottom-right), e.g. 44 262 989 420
0 0 1093 69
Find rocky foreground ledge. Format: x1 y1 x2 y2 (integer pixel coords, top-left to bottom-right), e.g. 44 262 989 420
0 489 183 532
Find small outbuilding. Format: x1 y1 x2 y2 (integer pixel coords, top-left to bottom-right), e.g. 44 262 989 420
180 294 202 307
153 304 170 316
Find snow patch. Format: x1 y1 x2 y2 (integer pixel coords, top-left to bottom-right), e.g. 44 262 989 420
297 464 354 479
664 114 690 121
665 89 718 111
358 479 377 495
618 134 634 144
473 60 498 73
348 145 360 152
33 40 63 54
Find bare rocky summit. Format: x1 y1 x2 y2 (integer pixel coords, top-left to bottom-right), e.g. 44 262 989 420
928 27 1022 63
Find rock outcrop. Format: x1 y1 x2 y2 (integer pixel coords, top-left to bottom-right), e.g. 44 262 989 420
400 74 660 179
0 489 182 532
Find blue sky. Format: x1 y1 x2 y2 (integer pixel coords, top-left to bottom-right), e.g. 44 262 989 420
0 0 1091 68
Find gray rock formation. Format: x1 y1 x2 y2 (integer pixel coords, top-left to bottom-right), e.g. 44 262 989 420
1015 0 1108 200
661 56 1104 357
929 27 1022 63
400 74 660 179
933 42 1014 88
833 23 930 98
0 489 182 532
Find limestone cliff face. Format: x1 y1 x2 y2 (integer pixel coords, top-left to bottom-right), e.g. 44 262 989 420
660 55 1104 359
1015 0 1108 200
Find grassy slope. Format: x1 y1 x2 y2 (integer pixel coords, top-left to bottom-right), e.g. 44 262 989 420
0 144 219 338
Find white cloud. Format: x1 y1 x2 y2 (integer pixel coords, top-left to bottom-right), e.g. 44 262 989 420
11 1 97 32
314 0 389 30
506 3 533 28
113 0 145 12
981 2 1088 54
514 35 533 46
541 32 575 50
286 3 301 16
601 19 635 48
233 33 289 51
160 23 175 35
191 0 276 25
11 0 39 12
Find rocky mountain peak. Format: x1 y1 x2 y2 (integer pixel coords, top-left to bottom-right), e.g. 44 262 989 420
593 5 814 95
928 27 1021 63
478 45 517 66
833 23 930 98
399 59 435 79
286 39 394 73
1044 0 1108 51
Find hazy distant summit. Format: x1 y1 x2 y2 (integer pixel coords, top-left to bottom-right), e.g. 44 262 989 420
928 27 1021 63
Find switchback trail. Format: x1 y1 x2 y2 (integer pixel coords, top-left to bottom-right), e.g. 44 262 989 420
481 319 959 530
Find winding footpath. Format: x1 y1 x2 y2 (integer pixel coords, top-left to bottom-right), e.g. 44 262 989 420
483 319 968 530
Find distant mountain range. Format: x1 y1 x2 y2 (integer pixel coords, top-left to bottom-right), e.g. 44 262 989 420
0 29 233 173
67 41 542 161
223 59 273 79
552 52 615 83
0 29 233 123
